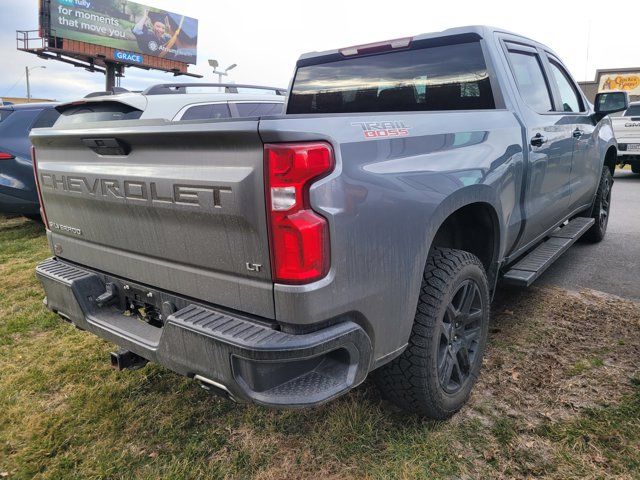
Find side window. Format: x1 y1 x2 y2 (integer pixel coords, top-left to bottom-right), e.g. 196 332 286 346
234 103 283 117
180 103 231 121
508 51 553 113
32 109 61 129
0 109 13 123
548 61 583 113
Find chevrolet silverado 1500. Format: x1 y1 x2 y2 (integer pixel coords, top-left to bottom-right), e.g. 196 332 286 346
31 26 628 418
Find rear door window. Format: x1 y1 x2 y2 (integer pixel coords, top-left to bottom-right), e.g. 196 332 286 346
288 41 495 114
508 50 553 113
548 60 584 113
179 103 231 120
234 103 283 117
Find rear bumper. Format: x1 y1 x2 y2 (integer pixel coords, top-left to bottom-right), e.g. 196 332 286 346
36 258 372 407
617 143 640 158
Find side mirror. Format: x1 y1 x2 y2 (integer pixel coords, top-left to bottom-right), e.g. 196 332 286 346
594 91 629 121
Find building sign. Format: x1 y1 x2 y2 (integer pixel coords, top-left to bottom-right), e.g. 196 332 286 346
114 50 143 64
598 73 640 96
49 0 198 64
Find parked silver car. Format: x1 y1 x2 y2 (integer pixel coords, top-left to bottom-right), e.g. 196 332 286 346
54 83 286 125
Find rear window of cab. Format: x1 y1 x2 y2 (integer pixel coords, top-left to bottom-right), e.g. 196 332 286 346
287 41 495 114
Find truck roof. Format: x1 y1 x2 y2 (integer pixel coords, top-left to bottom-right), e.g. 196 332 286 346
297 25 556 65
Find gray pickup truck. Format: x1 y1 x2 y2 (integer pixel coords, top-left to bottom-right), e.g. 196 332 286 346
31 26 628 419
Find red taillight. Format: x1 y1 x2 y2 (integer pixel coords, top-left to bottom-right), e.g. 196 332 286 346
31 146 49 228
0 151 15 160
265 142 334 284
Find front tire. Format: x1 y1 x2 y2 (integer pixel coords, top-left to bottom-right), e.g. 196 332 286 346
374 248 490 419
631 164 640 174
582 167 613 243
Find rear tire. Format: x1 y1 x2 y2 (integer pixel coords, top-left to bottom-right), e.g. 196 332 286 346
374 248 490 419
582 167 613 243
631 164 640 174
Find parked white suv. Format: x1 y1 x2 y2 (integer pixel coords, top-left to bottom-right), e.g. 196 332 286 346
612 101 640 173
54 83 286 125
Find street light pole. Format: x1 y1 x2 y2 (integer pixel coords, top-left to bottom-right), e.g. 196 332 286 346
25 66 46 102
208 60 238 92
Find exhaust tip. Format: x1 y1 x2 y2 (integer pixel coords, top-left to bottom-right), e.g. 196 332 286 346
194 374 237 402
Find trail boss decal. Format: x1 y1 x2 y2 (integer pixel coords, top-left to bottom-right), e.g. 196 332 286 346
352 121 411 139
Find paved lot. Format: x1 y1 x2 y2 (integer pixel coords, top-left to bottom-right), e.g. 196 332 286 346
539 169 640 302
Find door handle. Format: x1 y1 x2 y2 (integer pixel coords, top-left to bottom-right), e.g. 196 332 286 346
572 129 584 139
530 133 547 147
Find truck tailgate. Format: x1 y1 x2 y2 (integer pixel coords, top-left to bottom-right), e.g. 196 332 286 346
612 116 640 141
30 119 274 319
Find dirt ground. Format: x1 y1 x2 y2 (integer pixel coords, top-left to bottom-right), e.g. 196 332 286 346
0 215 639 479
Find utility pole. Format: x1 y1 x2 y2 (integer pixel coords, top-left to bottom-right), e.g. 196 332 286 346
25 66 30 102
25 66 46 102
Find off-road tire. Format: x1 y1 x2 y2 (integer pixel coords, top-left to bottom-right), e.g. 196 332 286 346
374 248 490 419
582 167 613 243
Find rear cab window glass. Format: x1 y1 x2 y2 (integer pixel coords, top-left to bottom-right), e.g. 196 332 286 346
624 105 640 117
55 101 143 126
508 50 553 113
287 41 495 114
180 103 231 121
234 103 283 117
548 60 584 113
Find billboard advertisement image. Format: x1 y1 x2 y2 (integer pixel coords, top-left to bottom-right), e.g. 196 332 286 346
49 0 198 64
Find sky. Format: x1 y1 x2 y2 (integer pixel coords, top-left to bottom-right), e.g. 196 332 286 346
1 0 639 102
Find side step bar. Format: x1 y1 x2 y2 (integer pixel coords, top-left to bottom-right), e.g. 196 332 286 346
503 217 595 287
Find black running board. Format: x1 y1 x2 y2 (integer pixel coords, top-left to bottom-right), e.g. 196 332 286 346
502 217 595 287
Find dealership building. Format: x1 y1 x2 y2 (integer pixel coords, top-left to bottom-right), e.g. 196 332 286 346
579 68 640 103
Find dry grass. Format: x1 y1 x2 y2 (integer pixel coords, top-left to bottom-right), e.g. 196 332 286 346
0 215 639 479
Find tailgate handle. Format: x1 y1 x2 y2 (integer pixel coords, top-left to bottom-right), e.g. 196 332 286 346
82 138 131 156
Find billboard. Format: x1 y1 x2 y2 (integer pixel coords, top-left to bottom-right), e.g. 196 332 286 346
598 72 640 97
49 0 198 64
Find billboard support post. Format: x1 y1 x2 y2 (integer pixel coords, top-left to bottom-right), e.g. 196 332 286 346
105 62 116 92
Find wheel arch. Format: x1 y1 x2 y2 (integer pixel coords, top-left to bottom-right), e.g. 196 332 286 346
422 185 504 290
604 145 617 176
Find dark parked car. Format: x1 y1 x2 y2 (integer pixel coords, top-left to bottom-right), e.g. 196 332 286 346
0 102 59 218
